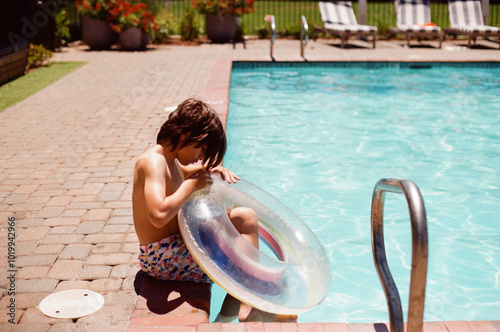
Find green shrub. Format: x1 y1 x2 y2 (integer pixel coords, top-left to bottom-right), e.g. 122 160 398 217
256 25 269 39
180 7 201 41
27 44 53 70
55 7 71 47
153 16 172 43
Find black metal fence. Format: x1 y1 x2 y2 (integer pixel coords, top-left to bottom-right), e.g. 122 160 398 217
64 0 500 37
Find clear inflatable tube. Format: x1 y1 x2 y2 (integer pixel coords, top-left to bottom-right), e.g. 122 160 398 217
178 175 331 315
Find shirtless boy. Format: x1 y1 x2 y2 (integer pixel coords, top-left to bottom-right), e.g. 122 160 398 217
132 98 296 322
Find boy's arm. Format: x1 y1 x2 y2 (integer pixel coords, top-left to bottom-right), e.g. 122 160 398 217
142 156 209 228
180 163 240 183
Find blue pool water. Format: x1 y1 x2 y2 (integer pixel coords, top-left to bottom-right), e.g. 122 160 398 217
209 62 500 323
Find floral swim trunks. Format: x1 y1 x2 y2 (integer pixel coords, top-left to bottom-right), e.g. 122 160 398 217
138 233 212 283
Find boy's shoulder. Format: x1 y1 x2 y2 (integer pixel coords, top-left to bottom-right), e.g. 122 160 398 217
135 146 166 172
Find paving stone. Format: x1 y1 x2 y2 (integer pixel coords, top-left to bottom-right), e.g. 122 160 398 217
45 196 73 206
92 243 122 254
41 217 82 227
84 321 129 332
66 202 104 210
61 181 85 189
13 184 40 194
86 253 133 266
121 242 139 254
110 264 140 279
18 266 51 279
102 224 130 234
97 191 123 202
20 307 73 324
47 259 84 280
54 280 90 292
47 226 77 235
36 206 65 219
4 292 50 310
14 218 44 228
40 234 85 245
17 279 58 293
17 226 50 242
47 323 88 332
61 209 87 218
75 221 105 234
88 279 123 292
16 254 58 267
60 244 93 260
77 265 112 281
33 244 65 255
2 193 30 204
16 241 39 256
83 233 126 244
107 216 133 225
83 209 112 221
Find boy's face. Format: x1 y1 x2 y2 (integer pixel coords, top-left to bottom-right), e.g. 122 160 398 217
176 143 206 166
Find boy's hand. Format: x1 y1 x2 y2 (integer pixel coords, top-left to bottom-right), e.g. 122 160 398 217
186 170 212 191
211 166 240 183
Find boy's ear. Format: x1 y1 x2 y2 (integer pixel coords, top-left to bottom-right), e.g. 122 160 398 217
179 133 189 145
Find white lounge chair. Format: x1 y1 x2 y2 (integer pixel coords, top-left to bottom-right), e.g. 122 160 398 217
314 1 377 48
446 0 500 48
389 0 443 48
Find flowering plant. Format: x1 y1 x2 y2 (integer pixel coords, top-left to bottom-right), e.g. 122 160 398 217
75 0 115 21
76 0 158 34
191 0 255 17
108 0 158 34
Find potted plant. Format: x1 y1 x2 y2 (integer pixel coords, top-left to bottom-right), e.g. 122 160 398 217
76 0 118 49
191 0 254 43
108 0 158 50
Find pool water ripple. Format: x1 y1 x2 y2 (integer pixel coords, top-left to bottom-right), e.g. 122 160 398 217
219 63 500 323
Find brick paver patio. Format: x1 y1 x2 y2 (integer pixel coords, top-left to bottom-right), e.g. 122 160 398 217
1 38 499 331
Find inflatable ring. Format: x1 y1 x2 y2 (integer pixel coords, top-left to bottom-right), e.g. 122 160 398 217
178 175 331 315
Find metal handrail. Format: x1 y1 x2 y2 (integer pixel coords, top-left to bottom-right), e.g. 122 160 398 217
269 15 276 59
300 15 309 58
371 179 428 332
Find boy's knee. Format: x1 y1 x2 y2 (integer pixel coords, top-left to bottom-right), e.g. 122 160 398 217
230 207 258 232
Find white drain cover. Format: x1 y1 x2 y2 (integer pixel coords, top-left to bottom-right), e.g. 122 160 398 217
39 289 104 319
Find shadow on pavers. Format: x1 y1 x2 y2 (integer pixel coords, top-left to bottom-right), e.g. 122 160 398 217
133 270 212 315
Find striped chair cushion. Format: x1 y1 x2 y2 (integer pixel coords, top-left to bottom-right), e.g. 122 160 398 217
449 0 484 27
319 1 358 25
396 0 441 31
456 25 500 33
324 23 377 33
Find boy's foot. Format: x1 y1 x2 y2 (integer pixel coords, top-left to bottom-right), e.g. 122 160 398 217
238 302 298 322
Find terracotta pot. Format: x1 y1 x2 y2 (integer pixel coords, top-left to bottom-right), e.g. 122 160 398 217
119 27 143 51
205 14 239 43
82 16 117 50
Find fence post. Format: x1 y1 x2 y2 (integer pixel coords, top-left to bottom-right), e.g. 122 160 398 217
358 0 367 24
482 0 489 24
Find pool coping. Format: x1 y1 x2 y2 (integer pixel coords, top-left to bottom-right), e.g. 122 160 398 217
194 58 500 331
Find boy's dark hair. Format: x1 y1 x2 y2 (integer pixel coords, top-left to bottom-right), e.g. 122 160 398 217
157 98 226 170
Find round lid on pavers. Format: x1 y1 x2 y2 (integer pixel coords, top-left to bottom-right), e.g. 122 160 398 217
39 289 104 319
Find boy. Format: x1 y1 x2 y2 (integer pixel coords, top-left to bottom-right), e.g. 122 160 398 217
132 98 296 322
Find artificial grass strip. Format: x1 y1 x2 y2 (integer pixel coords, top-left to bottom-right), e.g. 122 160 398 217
0 61 86 112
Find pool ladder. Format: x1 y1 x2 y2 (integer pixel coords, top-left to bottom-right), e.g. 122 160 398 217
371 179 428 332
268 15 308 59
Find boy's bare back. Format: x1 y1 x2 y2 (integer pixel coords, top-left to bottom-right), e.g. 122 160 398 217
132 145 184 245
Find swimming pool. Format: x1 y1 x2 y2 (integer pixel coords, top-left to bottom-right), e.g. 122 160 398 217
211 62 500 323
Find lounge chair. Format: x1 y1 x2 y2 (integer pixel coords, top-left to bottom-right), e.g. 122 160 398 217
314 1 377 48
446 0 500 48
389 0 443 48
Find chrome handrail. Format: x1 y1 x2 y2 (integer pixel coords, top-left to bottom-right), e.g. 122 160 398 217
300 15 309 58
270 15 276 59
371 179 428 332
